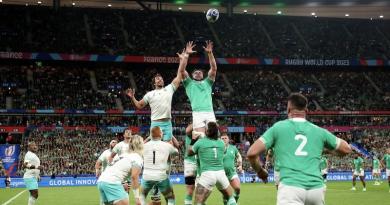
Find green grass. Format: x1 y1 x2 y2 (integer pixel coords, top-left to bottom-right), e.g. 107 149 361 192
1 182 389 205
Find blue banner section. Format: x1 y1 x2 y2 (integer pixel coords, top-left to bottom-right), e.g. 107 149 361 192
0 172 387 188
107 126 127 133
0 145 20 176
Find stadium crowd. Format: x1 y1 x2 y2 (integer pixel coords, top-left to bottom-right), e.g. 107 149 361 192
1 65 390 111
1 5 390 58
0 114 388 176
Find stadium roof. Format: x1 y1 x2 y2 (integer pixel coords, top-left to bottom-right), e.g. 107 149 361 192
1 0 389 19
155 0 389 6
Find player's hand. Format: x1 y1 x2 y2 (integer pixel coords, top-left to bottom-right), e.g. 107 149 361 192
135 198 141 205
185 41 196 55
176 48 186 60
237 166 243 173
123 183 130 192
37 165 44 170
37 176 41 182
256 168 268 183
126 88 135 98
203 40 213 53
95 171 101 178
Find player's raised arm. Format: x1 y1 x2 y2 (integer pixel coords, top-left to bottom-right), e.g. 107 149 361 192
176 41 196 83
204 40 217 81
247 139 269 182
126 88 146 110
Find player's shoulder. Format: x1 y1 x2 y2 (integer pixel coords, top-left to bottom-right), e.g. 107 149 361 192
165 83 174 89
145 89 155 96
229 144 238 150
125 153 142 161
25 151 36 157
102 149 111 155
217 139 225 146
159 140 174 148
195 137 211 146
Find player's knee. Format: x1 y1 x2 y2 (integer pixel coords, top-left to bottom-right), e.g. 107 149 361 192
185 176 196 185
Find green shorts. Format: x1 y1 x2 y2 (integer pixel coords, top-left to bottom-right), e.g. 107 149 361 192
141 178 172 194
150 121 173 141
24 177 38 190
97 182 128 203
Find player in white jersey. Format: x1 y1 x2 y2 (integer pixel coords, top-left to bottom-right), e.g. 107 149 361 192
23 142 42 205
95 140 119 205
109 128 132 163
126 43 193 205
140 126 178 205
126 42 195 144
97 135 144 205
96 140 119 177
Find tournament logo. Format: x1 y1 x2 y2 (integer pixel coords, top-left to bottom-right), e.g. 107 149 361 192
5 145 15 157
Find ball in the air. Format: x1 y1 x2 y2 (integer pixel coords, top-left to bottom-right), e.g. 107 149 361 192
206 8 219 23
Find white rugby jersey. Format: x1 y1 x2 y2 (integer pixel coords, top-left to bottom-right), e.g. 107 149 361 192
142 84 176 121
98 153 143 184
112 141 130 158
142 140 178 181
98 149 120 172
23 151 40 179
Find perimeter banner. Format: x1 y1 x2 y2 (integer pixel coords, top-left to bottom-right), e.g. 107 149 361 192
0 52 388 67
0 172 386 188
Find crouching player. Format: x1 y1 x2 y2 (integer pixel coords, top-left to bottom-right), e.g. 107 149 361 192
97 135 144 205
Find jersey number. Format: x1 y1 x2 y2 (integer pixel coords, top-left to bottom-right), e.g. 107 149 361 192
153 151 156 164
213 148 217 159
294 134 308 156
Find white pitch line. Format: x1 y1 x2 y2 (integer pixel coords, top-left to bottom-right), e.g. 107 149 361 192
2 190 27 205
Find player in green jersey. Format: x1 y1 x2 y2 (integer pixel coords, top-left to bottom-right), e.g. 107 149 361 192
221 134 243 204
179 40 218 135
183 124 198 205
372 156 381 185
188 122 237 205
382 148 390 192
247 93 351 205
351 153 366 191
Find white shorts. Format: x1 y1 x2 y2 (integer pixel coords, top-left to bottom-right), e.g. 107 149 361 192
197 170 230 191
353 169 364 177
372 169 380 174
277 183 325 205
229 174 239 181
321 169 328 175
184 160 197 177
274 171 280 186
386 169 390 177
192 112 216 129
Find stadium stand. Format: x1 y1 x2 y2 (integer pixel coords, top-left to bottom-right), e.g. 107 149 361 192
1 5 390 58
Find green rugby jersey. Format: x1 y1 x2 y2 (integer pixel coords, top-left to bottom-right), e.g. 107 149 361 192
260 118 340 189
